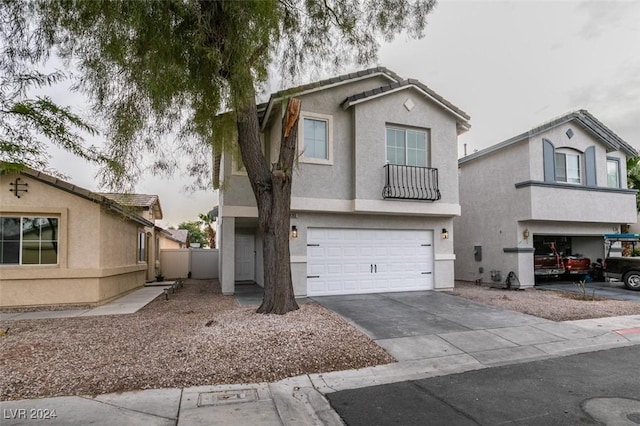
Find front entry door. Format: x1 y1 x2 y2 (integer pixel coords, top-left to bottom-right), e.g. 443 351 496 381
235 233 255 281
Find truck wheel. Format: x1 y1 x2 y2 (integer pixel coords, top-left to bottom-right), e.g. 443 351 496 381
623 271 640 290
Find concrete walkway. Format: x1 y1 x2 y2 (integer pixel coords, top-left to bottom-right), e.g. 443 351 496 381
0 283 172 321
2 289 640 425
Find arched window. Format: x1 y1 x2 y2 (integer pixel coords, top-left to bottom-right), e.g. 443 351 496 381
555 148 582 184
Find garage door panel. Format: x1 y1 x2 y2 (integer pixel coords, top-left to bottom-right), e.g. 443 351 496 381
308 264 324 275
307 228 434 296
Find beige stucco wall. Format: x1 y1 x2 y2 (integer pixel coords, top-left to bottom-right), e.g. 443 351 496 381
0 173 146 307
159 235 182 249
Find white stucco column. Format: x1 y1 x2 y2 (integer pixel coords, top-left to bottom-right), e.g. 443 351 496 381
516 250 535 288
219 216 235 295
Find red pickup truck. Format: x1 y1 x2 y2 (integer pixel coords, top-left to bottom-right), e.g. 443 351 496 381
562 256 591 277
534 242 591 278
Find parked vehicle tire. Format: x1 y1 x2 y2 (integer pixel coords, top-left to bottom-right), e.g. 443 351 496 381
623 271 640 290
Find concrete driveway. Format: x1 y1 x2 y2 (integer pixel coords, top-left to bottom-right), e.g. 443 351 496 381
313 291 545 340
312 291 569 363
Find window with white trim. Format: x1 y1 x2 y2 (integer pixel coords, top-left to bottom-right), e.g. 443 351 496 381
299 112 333 164
607 158 620 188
386 127 429 167
0 216 59 265
555 151 581 184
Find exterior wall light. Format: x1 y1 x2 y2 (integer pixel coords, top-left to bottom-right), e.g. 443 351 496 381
523 229 530 240
291 225 298 238
441 228 449 239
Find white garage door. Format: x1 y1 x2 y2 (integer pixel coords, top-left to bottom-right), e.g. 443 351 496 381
307 228 434 296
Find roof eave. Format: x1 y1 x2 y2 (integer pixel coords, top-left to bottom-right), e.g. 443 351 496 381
342 84 471 132
259 68 401 131
459 110 637 165
18 169 154 228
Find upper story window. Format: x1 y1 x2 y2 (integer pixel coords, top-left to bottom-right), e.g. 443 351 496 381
555 151 581 184
607 158 621 188
543 140 597 186
1 216 59 265
386 127 429 167
299 112 333 165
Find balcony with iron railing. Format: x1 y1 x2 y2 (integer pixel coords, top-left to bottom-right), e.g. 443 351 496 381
382 164 441 201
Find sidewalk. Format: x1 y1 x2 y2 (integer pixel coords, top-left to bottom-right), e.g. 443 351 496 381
2 288 640 425
0 284 171 321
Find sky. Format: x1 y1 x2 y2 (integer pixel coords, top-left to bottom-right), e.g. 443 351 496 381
44 0 640 228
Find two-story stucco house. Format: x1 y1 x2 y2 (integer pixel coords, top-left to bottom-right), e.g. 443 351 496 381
455 110 638 288
214 67 470 297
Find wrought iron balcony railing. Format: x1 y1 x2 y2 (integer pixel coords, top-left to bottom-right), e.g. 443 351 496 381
382 164 441 201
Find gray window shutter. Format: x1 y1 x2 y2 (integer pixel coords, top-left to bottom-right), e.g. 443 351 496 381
585 146 596 186
543 139 555 182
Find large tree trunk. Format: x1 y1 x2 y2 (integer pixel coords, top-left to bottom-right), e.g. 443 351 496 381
235 96 300 314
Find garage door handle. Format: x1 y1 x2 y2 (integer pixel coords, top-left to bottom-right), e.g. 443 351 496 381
370 264 373 273
375 264 377 273
307 275 320 278
421 272 432 274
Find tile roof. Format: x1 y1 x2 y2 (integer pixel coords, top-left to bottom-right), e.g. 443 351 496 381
459 110 638 165
162 228 188 244
341 78 471 131
99 193 163 220
257 67 470 133
10 168 154 227
258 67 402 128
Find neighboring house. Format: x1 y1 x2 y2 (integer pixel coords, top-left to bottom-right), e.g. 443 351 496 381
160 228 189 249
99 193 163 282
0 168 153 307
213 67 470 297
455 110 638 288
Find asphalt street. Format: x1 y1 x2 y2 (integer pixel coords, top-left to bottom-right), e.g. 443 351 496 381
328 346 640 426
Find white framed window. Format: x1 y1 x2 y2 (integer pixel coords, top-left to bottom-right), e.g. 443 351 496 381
386 127 429 167
555 151 581 184
0 216 59 265
607 158 620 188
299 112 333 165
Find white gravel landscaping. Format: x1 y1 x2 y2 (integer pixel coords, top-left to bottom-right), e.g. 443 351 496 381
0 279 393 401
3 279 639 402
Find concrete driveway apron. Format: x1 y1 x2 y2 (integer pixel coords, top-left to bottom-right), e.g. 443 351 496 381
311 291 616 365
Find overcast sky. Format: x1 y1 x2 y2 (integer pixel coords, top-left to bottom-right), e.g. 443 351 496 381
46 0 640 227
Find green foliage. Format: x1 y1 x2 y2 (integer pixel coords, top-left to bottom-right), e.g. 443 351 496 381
198 212 216 248
627 156 640 211
0 1 119 177
0 0 435 187
177 220 209 248
2 0 437 313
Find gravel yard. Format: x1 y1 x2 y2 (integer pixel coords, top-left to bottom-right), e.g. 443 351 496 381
450 281 640 321
0 279 393 401
3 279 640 401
